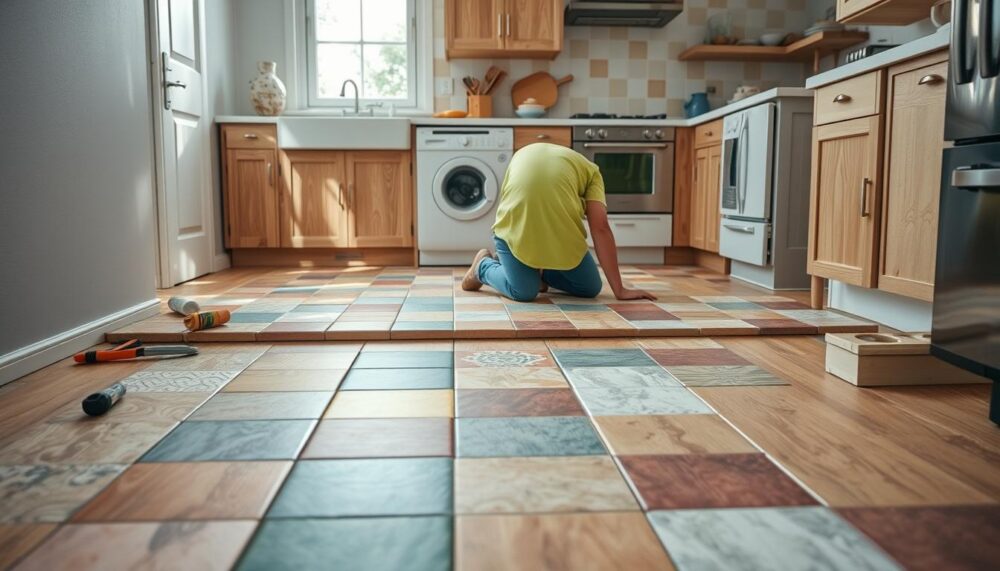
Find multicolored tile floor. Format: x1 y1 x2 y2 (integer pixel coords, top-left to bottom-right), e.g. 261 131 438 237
108 266 878 343
3 340 995 570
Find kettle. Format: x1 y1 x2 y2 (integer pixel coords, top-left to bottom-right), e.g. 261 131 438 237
684 93 710 118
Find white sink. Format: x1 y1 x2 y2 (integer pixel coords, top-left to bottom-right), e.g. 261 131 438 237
278 117 410 150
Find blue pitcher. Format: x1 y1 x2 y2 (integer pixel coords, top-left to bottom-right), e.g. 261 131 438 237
684 93 710 118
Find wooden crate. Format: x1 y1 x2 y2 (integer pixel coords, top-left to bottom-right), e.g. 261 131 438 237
824 332 989 387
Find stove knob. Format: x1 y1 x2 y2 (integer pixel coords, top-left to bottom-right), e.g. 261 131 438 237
642 129 653 140
597 129 608 139
654 129 664 139
584 128 595 139
459 136 470 147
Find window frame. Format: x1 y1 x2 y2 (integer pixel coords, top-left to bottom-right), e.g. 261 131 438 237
304 0 418 109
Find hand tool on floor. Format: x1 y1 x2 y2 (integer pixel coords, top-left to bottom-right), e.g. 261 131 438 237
82 382 126 416
74 339 199 363
167 296 200 316
184 309 231 331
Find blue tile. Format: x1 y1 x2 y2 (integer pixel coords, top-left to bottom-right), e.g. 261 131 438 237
575 387 713 415
268 458 453 518
341 368 454 390
505 303 561 312
141 420 315 461
354 351 454 369
391 322 454 332
457 417 605 457
229 312 283 323
273 286 320 294
552 349 657 368
291 304 348 313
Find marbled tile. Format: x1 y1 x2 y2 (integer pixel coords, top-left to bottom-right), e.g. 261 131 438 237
0 524 57 569
0 422 173 465
340 368 453 390
646 348 751 366
268 458 452 518
248 352 357 370
45 393 209 424
0 465 126 523
666 365 789 387
621 454 817 510
456 389 585 417
188 392 332 420
324 390 454 418
353 350 453 368
564 366 682 388
239 516 451 571
595 415 756 456
222 369 346 392
552 349 657 368
16 521 256 571
576 387 713 416
455 456 639 515
456 512 674 571
454 367 568 389
457 417 605 458
74 462 291 521
144 352 261 371
141 420 315 462
839 505 1000 571
120 370 238 392
456 349 554 368
302 418 453 459
647 507 901 571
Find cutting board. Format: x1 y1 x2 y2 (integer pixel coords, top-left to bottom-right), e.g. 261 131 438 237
511 73 573 109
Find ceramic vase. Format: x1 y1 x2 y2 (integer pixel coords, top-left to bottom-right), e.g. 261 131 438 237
250 61 286 116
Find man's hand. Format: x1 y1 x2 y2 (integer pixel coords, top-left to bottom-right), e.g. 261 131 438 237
614 288 657 301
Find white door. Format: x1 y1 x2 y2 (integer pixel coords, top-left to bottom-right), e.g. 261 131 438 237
152 0 213 286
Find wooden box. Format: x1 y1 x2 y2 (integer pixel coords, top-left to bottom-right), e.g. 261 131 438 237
468 95 492 118
824 332 988 387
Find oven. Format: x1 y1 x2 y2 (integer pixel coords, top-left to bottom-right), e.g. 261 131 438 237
573 126 674 213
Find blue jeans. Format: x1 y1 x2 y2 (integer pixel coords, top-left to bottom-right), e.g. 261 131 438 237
478 236 603 302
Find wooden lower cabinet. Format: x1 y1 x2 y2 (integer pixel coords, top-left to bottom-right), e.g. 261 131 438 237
280 151 350 248
225 148 279 248
346 151 413 247
689 141 722 253
704 145 722 252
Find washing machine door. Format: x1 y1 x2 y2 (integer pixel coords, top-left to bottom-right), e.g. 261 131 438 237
431 157 498 221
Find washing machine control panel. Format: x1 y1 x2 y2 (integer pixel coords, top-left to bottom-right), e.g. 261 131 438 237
416 128 513 151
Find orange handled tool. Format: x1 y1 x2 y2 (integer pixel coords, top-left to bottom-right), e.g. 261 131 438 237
74 339 198 363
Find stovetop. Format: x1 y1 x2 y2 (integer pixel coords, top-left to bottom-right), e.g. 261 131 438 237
569 113 668 120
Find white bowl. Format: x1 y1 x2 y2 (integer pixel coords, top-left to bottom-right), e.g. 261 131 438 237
515 108 546 118
760 33 786 46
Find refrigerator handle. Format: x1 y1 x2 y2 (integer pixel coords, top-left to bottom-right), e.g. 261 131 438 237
953 0 974 83
979 0 999 78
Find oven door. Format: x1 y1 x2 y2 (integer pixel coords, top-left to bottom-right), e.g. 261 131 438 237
575 142 674 213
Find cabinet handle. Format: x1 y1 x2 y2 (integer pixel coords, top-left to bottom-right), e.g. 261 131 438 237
723 224 755 234
243 133 259 139
613 222 637 227
859 177 870 218
338 185 345 207
506 13 511 36
833 94 852 103
498 14 502 37
535 134 550 139
347 182 354 209
918 73 944 85
705 131 713 136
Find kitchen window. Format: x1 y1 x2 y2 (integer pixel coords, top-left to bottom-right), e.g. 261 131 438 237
306 0 417 109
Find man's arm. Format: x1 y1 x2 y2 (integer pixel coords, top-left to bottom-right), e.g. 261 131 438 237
585 200 656 301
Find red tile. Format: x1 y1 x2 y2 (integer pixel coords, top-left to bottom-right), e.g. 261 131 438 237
646 348 751 366
456 389 585 417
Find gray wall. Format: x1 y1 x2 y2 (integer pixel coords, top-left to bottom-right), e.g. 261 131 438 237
0 0 158 357
234 0 288 115
206 0 238 258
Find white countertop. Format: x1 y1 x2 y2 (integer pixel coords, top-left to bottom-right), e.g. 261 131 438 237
805 26 950 89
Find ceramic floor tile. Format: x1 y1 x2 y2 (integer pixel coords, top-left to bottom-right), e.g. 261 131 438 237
0 465 126 523
268 458 452 518
637 338 724 349
454 367 568 389
222 369 345 392
456 389 585 417
454 456 639 515
838 505 1000 571
0 422 173 465
248 352 356 370
257 322 331 341
302 418 452 459
73 462 291 521
666 365 789 387
647 507 901 571
45 393 210 424
265 342 362 353
188 392 332 420
0 524 57 569
646 348 751 366
324 390 455 418
15 521 257 571
238 516 451 571
456 349 554 368
228 312 283 324
744 319 820 335
340 368 453 390
552 349 657 368
595 415 756 456
564 366 682 389
456 416 605 458
119 370 239 392
144 352 261 371
362 340 454 352
456 512 674 571
576 387 713 416
621 454 817 510
352 350 453 369
141 420 315 462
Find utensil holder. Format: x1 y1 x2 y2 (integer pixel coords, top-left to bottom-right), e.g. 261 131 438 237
468 95 492 118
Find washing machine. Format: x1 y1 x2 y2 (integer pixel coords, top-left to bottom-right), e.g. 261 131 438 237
416 127 512 265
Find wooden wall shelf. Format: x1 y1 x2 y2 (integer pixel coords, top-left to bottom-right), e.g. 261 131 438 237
679 31 870 72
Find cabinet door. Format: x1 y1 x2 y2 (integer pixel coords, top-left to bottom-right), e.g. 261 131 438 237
807 116 883 287
446 0 504 55
878 58 947 301
836 0 885 21
689 147 709 250
280 151 349 248
506 0 562 53
705 145 723 253
346 151 413 248
226 149 279 248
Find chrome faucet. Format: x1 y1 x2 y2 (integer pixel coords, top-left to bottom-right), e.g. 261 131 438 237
339 79 359 115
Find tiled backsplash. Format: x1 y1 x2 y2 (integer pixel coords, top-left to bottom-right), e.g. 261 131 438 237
433 0 814 117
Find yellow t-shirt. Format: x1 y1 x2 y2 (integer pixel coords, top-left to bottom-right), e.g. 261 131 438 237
492 143 606 270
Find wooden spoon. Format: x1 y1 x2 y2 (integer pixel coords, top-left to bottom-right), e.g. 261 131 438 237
462 76 476 96
482 66 506 95
471 78 481 95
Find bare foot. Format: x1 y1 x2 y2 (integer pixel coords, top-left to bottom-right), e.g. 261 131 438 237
462 249 492 291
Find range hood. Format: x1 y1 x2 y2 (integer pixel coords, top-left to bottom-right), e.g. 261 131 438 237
565 1 684 27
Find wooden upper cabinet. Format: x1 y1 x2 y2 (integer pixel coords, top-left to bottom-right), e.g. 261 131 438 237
807 115 883 287
346 151 413 248
225 148 279 248
280 151 350 248
445 0 562 59
704 145 723 253
877 56 948 302
836 0 937 25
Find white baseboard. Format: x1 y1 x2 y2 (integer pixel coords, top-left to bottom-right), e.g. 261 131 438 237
0 298 161 387
213 252 231 273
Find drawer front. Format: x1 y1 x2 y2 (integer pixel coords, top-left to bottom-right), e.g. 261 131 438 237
694 120 723 148
586 215 672 247
513 127 571 150
815 70 883 125
719 219 769 266
223 124 278 149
